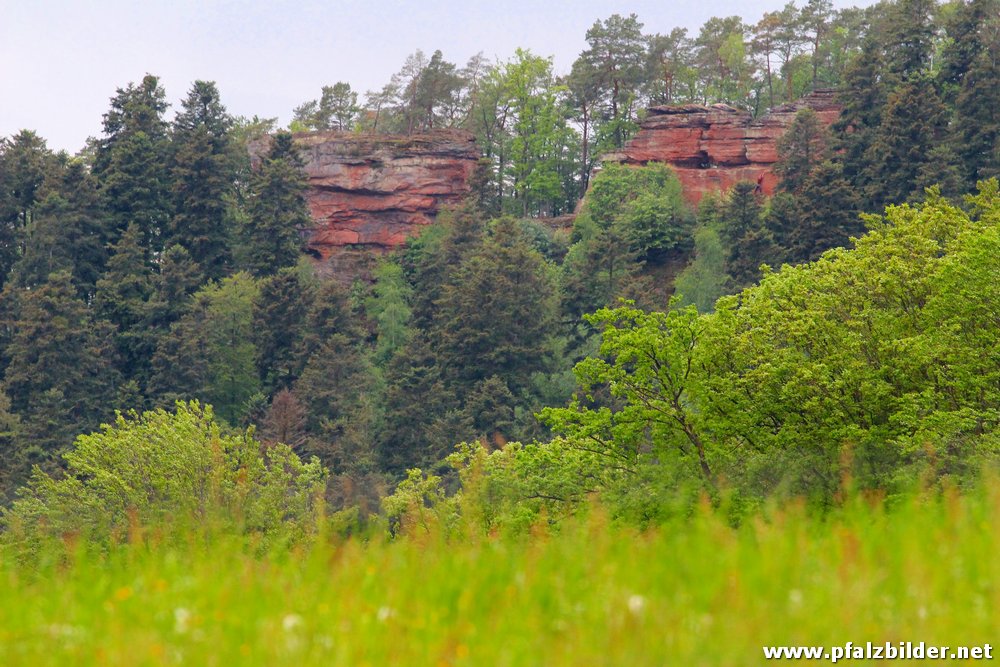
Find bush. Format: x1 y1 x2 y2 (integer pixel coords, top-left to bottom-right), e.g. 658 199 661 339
2 402 327 547
581 163 694 257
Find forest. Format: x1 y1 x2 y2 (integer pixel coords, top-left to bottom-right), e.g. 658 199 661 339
0 0 999 663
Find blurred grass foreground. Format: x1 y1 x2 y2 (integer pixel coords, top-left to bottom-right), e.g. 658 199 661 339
2 485 999 666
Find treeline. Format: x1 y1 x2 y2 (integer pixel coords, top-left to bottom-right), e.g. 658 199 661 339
286 0 1000 220
288 1 874 215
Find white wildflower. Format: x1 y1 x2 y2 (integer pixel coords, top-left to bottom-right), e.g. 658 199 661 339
627 594 646 616
174 607 191 634
788 589 804 608
282 614 303 632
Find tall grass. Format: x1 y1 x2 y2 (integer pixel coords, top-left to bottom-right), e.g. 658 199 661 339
2 486 998 666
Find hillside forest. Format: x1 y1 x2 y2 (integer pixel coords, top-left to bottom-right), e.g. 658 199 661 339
0 0 999 534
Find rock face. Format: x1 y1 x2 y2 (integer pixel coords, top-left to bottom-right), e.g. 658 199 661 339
256 130 479 276
603 89 842 204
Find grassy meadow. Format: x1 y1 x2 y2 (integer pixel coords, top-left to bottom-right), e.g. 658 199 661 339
2 487 998 666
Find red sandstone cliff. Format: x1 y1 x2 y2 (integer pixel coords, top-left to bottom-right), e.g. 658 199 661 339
603 89 842 204
253 129 479 275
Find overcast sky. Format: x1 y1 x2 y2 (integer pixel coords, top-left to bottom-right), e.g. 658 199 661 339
1 0 872 153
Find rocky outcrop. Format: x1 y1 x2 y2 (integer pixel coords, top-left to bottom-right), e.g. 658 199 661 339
603 89 842 204
255 130 479 276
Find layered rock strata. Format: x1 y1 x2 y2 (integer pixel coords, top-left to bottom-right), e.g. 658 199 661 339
603 89 842 204
254 130 479 275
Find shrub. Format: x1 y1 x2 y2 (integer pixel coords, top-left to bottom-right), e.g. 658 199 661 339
2 402 327 547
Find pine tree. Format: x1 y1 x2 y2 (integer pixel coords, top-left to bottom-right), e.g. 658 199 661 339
774 109 831 194
576 14 647 150
253 268 313 393
432 216 556 396
1 272 119 466
0 131 57 287
243 132 310 277
169 81 237 282
94 74 172 252
94 223 156 392
366 261 413 366
790 160 864 261
952 23 1000 185
720 182 775 288
863 75 951 208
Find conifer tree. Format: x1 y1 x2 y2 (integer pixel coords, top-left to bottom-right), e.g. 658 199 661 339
0 130 53 229
559 222 642 326
147 244 201 330
253 268 313 393
366 261 413 366
464 375 517 445
260 388 308 449
94 223 156 391
952 20 1000 185
148 312 210 410
790 160 864 261
0 391 23 502
169 81 237 282
883 0 935 81
50 161 107 293
938 0 998 90
774 109 830 194
405 205 484 329
293 333 378 474
432 216 556 396
379 333 457 473
720 182 775 288
833 37 888 197
243 132 310 277
2 272 119 467
295 278 362 367
0 131 56 286
863 75 950 208
149 273 260 423
94 74 172 252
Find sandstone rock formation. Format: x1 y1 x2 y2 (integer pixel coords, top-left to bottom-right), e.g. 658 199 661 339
249 93 840 279
603 89 842 204
254 130 479 276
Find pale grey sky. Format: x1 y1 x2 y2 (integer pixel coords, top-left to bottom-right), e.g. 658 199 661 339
1 0 872 153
